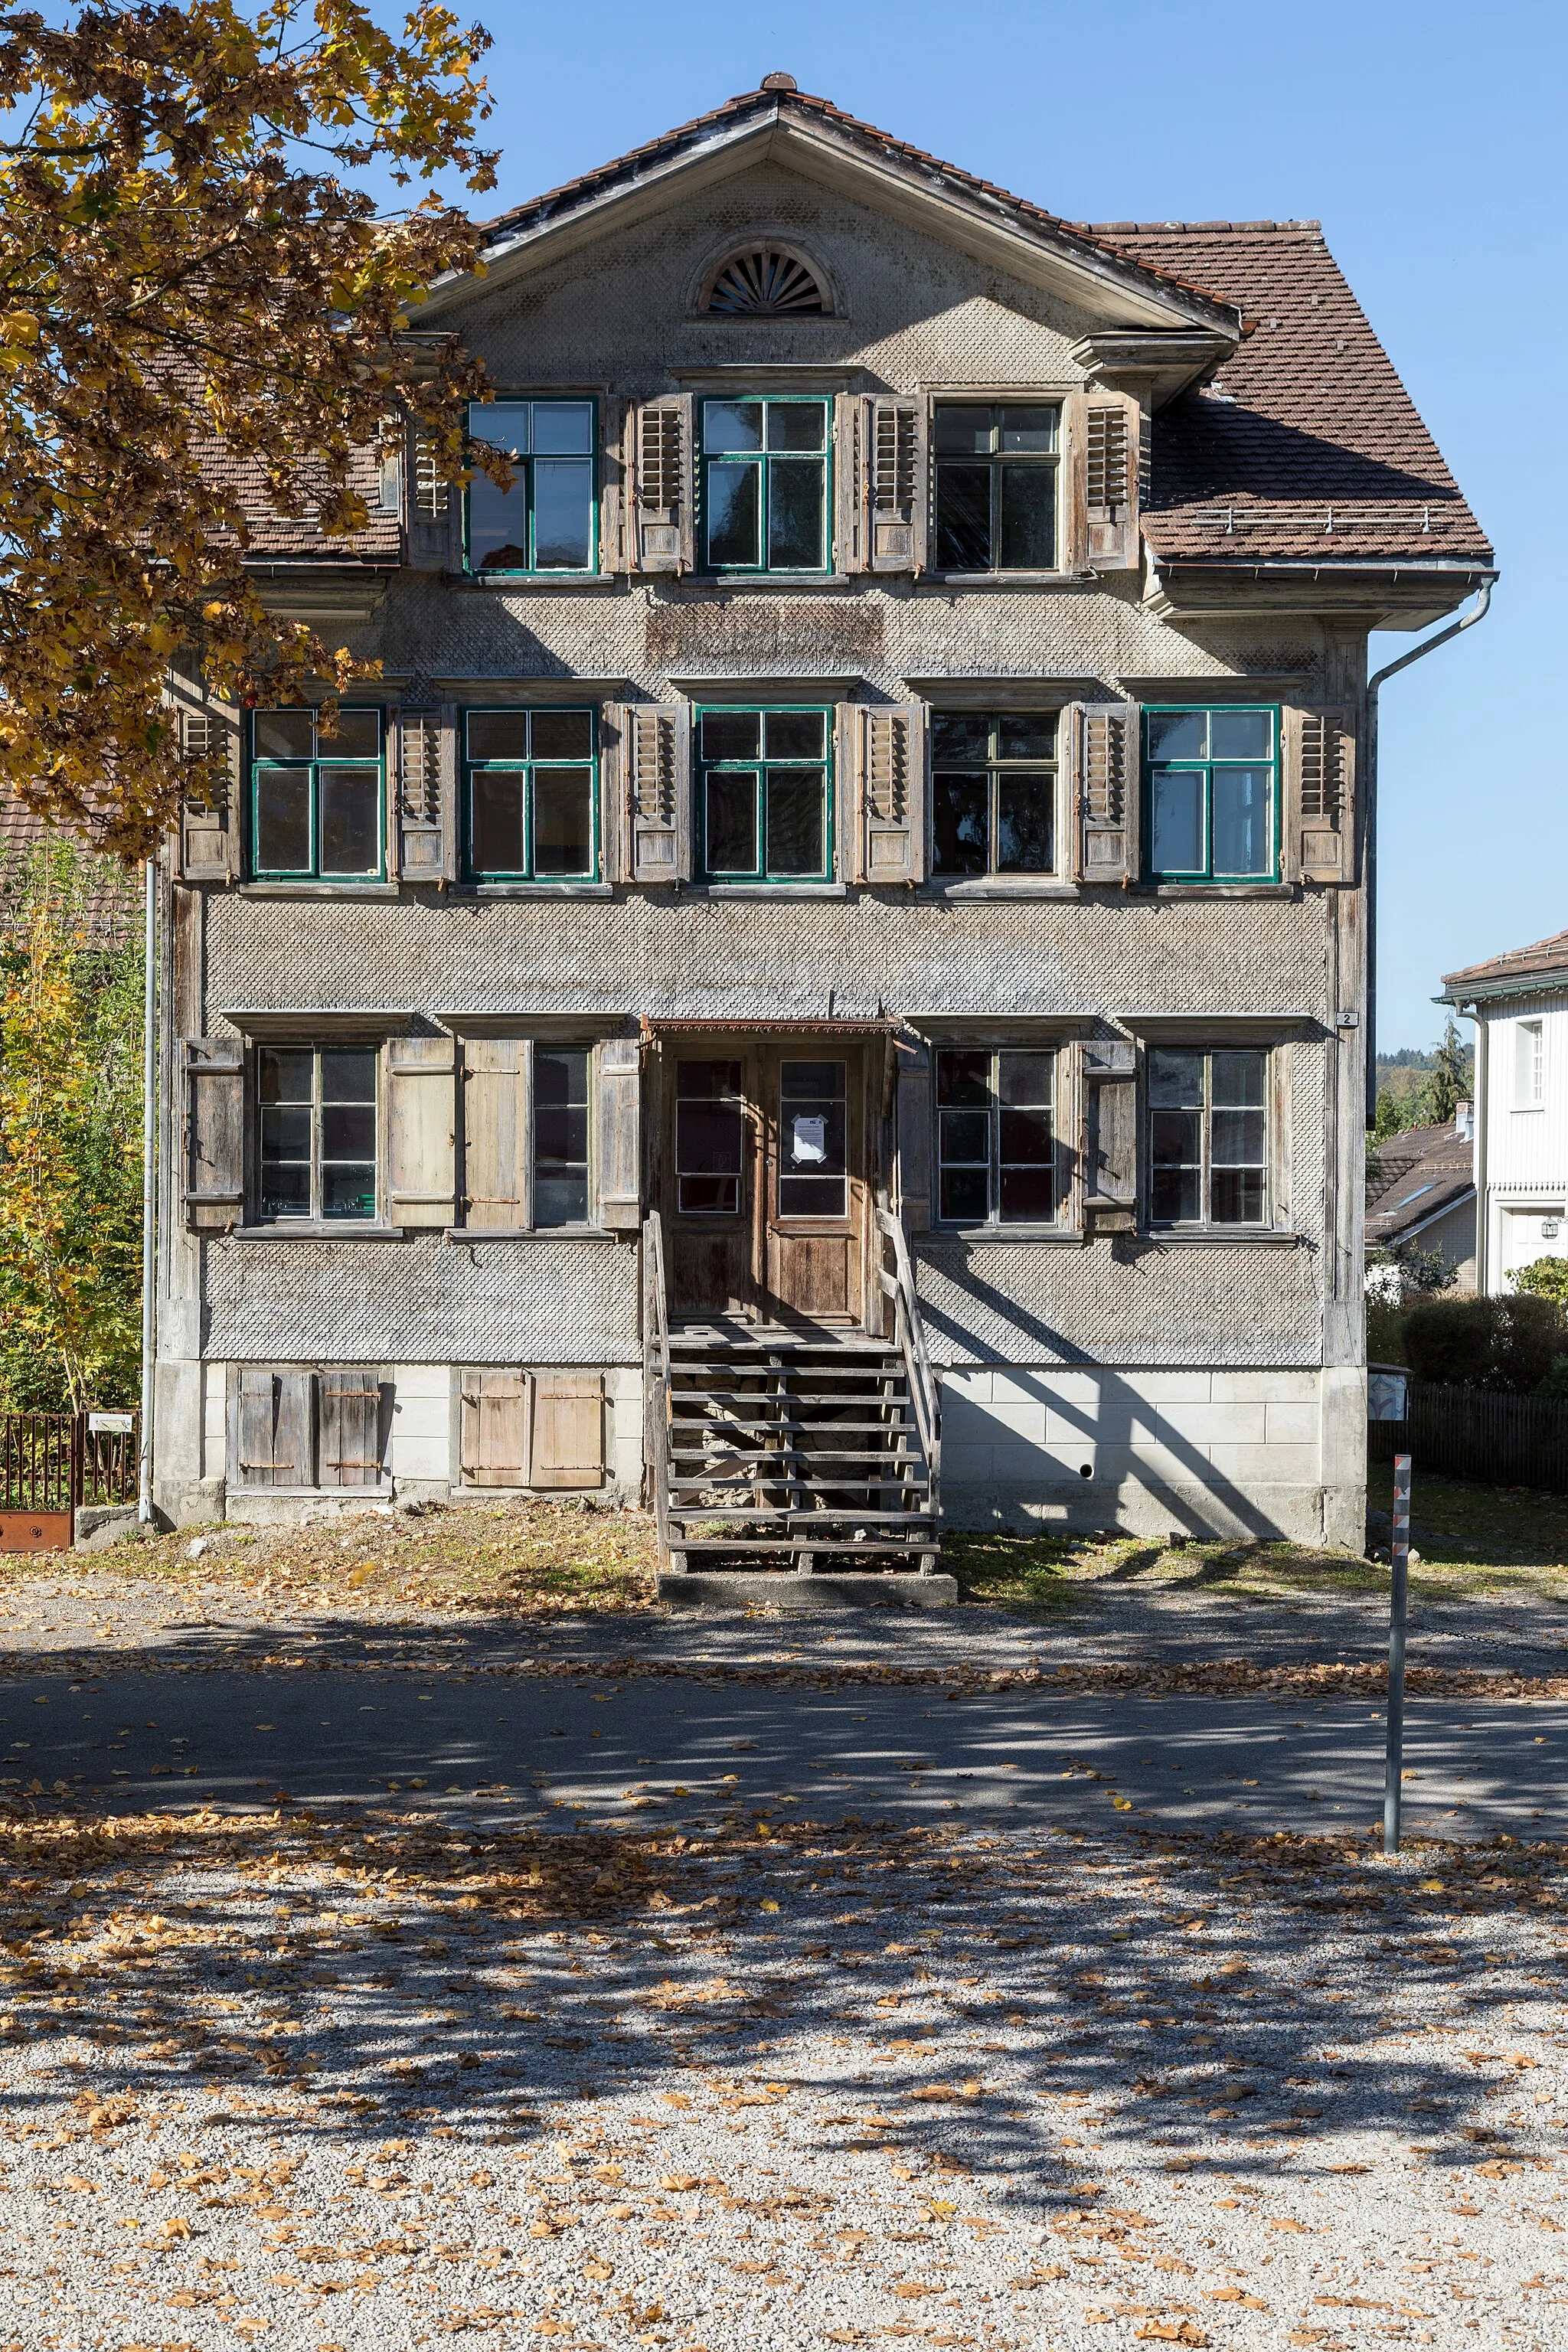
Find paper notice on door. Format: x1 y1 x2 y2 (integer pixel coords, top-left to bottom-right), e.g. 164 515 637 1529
790 1114 828 1165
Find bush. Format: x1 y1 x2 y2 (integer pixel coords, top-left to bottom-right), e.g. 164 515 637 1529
1540 1354 1568 1402
1366 1298 1410 1368
1403 1293 1568 1396
1511 1255 1568 1304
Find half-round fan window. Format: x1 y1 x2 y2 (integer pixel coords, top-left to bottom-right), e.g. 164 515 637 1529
704 245 831 317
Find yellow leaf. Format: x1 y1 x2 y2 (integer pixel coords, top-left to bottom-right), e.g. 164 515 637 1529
1112 1796 1133 1811
761 1899 780 1913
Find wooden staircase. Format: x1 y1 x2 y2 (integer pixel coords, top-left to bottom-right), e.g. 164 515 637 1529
642 1211 942 1583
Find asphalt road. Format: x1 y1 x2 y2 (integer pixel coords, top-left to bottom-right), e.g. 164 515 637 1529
2 1667 1563 1838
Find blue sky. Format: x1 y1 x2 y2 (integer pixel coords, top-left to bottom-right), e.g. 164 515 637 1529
411 0 1557 1053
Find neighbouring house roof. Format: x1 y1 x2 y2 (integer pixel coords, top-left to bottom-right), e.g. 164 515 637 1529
0 797 140 941
1441 929 1568 1004
1367 1122 1476 1251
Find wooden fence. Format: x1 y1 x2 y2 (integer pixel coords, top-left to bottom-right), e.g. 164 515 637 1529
1367 1380 1568 1492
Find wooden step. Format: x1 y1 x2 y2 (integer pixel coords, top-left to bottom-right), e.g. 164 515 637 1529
668 1508 940 1529
674 1537 940 1557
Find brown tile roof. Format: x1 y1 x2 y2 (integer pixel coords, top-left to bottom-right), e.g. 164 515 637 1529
1090 221 1491 566
0 798 139 939
1366 1121 1475 1248
215 439 399 565
1442 928 1568 999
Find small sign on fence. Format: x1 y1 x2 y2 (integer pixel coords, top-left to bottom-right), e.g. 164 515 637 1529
1367 1364 1409 1423
87 1411 135 1435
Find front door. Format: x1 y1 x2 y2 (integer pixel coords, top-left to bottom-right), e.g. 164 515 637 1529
662 1039 865 1323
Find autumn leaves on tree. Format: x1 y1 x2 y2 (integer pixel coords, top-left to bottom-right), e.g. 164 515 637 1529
0 1 502 858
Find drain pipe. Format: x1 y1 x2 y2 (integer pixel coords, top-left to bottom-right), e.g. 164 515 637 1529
138 856 158 1524
1365 579 1494 1116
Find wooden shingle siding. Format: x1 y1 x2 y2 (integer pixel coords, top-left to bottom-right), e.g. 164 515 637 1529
183 1039 245 1228
318 1371 384 1486
230 1369 315 1488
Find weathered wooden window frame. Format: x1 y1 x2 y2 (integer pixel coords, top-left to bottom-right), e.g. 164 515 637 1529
254 1043 381 1228
1142 704 1282 886
930 399 1063 577
933 1045 1061 1232
694 704 836 885
697 394 833 577
248 707 386 882
459 705 599 883
929 708 1061 880
462 396 599 579
1146 1044 1272 1230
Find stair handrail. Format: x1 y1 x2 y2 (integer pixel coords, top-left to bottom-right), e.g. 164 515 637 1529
875 1206 940 1523
642 1210 674 1566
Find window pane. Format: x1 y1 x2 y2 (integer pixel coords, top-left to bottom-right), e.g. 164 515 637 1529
932 713 988 765
254 710 315 761
935 465 991 569
1212 1108 1266 1167
678 1104 745 1174
322 1102 375 1158
1152 1165 1200 1223
1000 1106 1053 1161
1211 765 1272 876
996 774 1054 873
254 766 311 871
318 708 381 758
706 461 760 566
766 710 825 760
470 770 524 874
259 1050 312 1104
322 1051 376 1102
999 1164 1054 1220
534 1048 589 1228
260 1160 311 1220
530 709 593 760
933 406 993 456
1152 1109 1202 1173
318 766 380 875
1210 707 1272 760
937 1052 991 1108
765 769 825 876
705 772 758 872
322 1162 377 1219
1211 1167 1266 1224
469 474 530 571
998 405 1058 452
768 401 826 450
534 1174 590 1225
678 1060 743 1100
940 1165 989 1223
768 457 825 568
532 768 593 876
932 775 988 877
531 401 593 456
1146 710 1207 760
1151 768 1204 874
779 1173 846 1216
466 710 529 762
1148 1051 1204 1108
1211 1052 1266 1108
998 1054 1054 1106
702 710 760 761
471 400 531 454
779 1063 846 1218
678 1178 740 1216
781 1060 844 1102
532 458 593 569
998 714 1056 761
704 401 763 454
260 1103 311 1156
997 464 1056 568
534 1102 588 1163
939 1109 990 1165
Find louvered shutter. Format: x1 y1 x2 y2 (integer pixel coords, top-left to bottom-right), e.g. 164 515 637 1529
397 703 456 883
177 707 241 882
530 1372 604 1490
318 1371 384 1487
632 395 694 573
865 397 926 573
596 1037 642 1230
853 704 926 885
184 1038 245 1229
622 703 691 884
1083 394 1141 571
1285 706 1357 885
407 426 457 570
386 1035 456 1227
1079 1037 1138 1230
461 1370 531 1486
461 1038 527 1228
896 1038 934 1235
1071 701 1139 886
230 1369 315 1488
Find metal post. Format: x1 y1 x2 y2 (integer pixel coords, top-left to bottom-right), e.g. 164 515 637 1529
1383 1450 1411 1853
137 858 158 1524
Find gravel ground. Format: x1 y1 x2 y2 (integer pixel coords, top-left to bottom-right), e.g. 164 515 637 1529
1 1797 1565 2352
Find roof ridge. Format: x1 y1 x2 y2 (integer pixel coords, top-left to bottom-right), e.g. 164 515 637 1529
1089 219 1323 237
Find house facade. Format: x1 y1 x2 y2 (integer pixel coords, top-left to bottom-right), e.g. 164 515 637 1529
1365 1112 1477 1292
1443 934 1568 1295
151 78 1492 1566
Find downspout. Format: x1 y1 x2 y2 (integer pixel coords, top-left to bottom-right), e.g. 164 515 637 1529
138 857 158 1524
1365 579 1494 1116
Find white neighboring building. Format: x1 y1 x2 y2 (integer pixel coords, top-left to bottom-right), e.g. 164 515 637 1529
1442 931 1568 1293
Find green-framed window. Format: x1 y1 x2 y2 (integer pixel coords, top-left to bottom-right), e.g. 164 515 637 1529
250 707 384 880
931 710 1058 877
933 402 1060 572
936 1048 1057 1226
258 1045 378 1222
1148 1047 1269 1227
1145 706 1279 882
466 399 597 576
697 707 834 883
700 394 831 573
462 708 598 881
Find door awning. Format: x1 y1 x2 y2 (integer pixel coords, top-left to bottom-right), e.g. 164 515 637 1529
642 1016 898 1036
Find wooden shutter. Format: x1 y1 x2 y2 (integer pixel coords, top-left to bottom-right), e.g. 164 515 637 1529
1079 1037 1138 1230
460 1369 530 1486
184 1038 244 1229
1071 701 1139 886
318 1371 384 1488
397 703 456 883
834 393 867 572
177 707 240 882
1083 394 1140 571
632 395 694 573
896 1038 934 1234
865 397 926 573
461 1038 527 1228
407 425 456 570
1285 706 1357 884
622 702 691 884
596 1036 642 1230
530 1371 604 1490
600 395 629 573
854 704 927 885
387 1035 456 1227
230 1369 315 1488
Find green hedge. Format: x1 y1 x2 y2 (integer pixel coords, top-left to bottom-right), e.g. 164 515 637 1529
1401 1293 1568 1396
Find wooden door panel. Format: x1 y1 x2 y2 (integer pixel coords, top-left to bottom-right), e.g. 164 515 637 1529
767 1231 851 1319
765 1048 864 1323
668 1229 753 1318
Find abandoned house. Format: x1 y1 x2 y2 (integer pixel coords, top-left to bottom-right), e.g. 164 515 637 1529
152 76 1493 1582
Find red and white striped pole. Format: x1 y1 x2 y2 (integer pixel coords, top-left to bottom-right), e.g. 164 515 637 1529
1383 1452 1411 1854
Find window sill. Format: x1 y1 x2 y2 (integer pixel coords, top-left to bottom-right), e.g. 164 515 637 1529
929 880 1080 900
675 573 858 594
1144 1227 1302 1246
929 1224 1077 1243
451 572 626 593
1151 883 1296 899
919 571 1094 590
697 882 848 899
459 882 613 898
240 880 397 897
444 1226 619 1243
226 1223 408 1241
